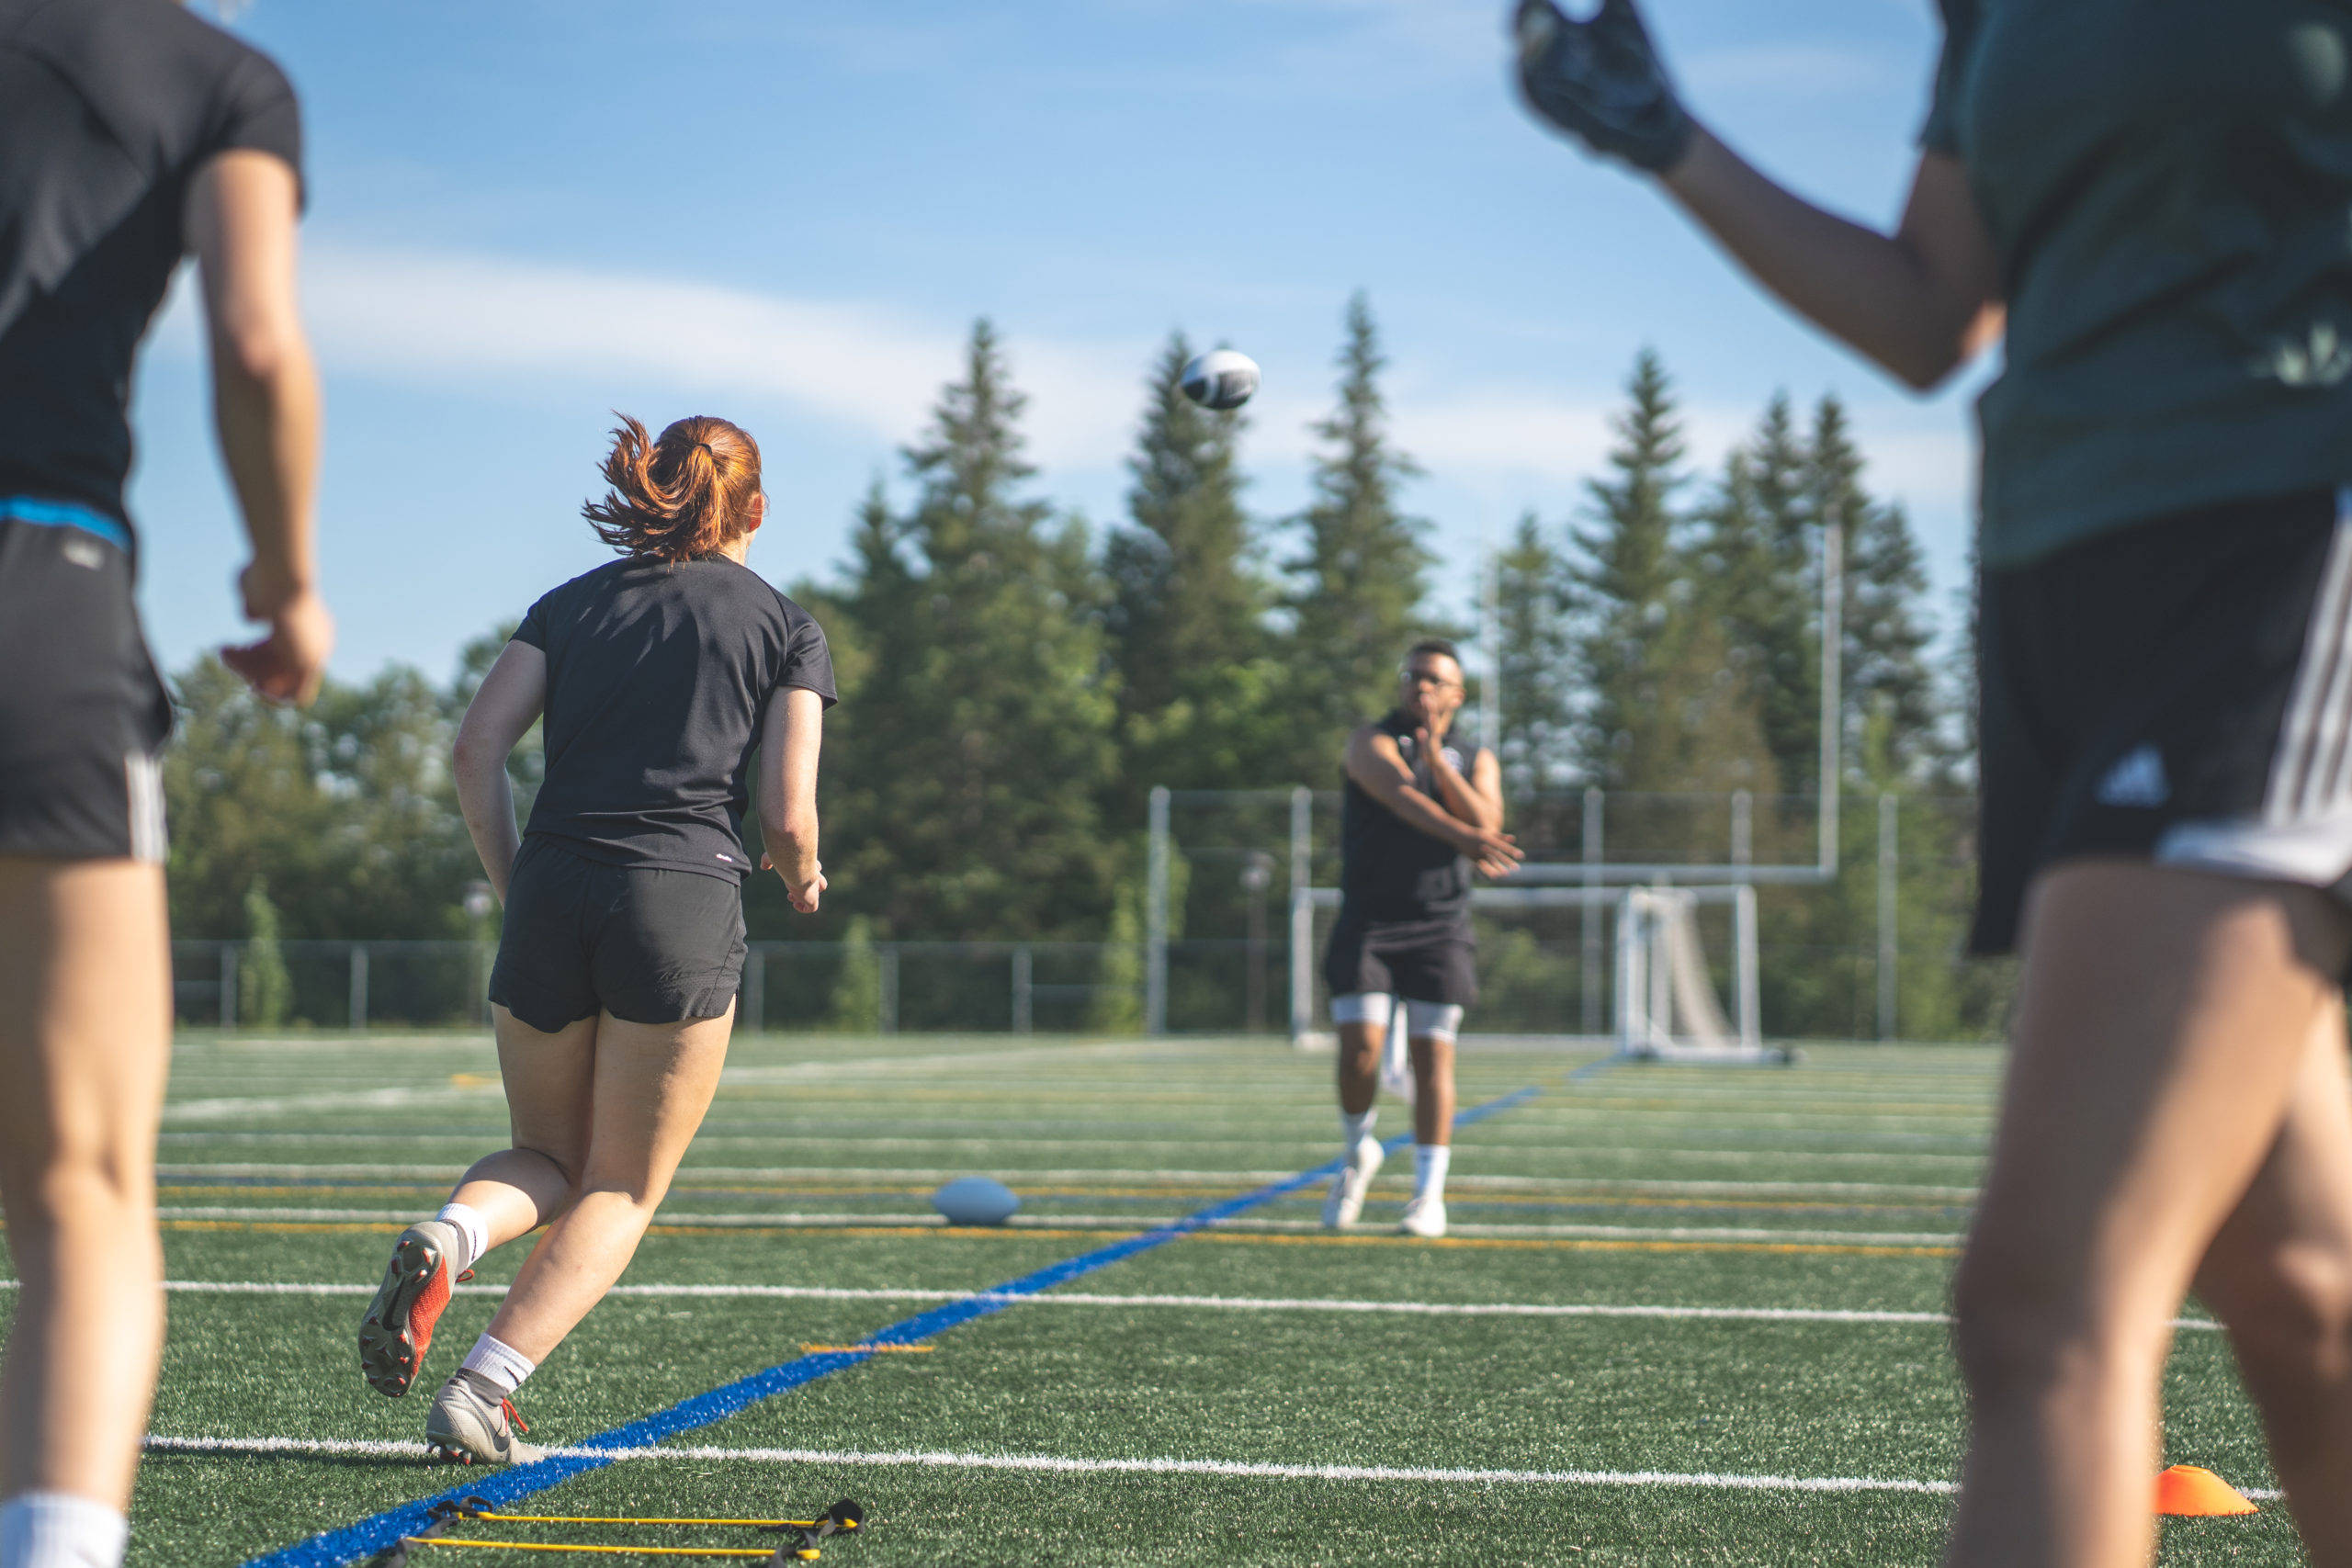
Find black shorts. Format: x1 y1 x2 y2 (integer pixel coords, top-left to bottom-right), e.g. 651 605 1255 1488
1322 915 1478 1009
488 837 747 1032
1973 486 2352 954
0 509 171 862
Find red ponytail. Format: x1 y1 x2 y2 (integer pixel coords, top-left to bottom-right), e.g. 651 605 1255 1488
582 414 763 562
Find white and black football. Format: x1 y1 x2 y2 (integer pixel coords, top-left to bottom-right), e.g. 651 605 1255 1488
1180 348 1261 411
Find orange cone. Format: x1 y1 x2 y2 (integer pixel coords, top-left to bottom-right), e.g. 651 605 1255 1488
2154 1464 2258 1517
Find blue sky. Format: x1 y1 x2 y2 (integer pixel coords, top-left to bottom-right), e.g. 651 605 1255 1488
132 0 1985 688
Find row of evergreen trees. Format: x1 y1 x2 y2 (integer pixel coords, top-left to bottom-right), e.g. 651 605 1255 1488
162 294 2003 1035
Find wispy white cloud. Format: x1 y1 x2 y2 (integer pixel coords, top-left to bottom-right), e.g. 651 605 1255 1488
288 242 1968 529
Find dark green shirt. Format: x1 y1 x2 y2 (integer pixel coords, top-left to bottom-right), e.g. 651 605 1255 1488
1925 0 2352 567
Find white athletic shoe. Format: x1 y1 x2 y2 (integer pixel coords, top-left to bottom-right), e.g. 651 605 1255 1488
1398 1194 1447 1239
1320 1137 1385 1228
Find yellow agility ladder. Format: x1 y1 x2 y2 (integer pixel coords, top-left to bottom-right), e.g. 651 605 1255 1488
382 1497 862 1566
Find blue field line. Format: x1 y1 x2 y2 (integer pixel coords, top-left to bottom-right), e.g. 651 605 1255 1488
239 1084 1543 1568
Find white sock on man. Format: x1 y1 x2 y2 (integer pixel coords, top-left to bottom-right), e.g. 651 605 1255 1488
460 1333 537 1395
1340 1110 1377 1153
0 1492 129 1568
435 1202 489 1276
1413 1144 1451 1201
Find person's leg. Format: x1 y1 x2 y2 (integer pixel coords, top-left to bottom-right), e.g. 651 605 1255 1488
1944 862 2351 1568
478 1006 734 1362
2190 1012 2352 1557
1401 1002 1462 1238
1407 1031 1456 1147
0 857 171 1526
1322 997 1390 1228
448 1004 602 1251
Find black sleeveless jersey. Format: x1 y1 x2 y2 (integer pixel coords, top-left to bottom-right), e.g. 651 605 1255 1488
1338 709 1487 930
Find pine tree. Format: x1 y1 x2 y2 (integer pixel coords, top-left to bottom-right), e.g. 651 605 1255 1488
1696 394 1819 802
1283 293 1432 774
1103 333 1286 802
1808 396 1944 779
820 320 1120 941
1489 512 1577 801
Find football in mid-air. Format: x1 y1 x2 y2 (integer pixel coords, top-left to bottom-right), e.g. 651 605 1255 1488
932 1175 1021 1226
1181 348 1261 411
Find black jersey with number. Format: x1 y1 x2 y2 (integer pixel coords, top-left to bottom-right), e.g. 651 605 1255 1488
0 0 302 534
513 557 836 884
1337 710 1487 931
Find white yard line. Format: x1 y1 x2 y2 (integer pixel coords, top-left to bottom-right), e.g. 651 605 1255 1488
48 1278 2224 1332
136 1433 2278 1500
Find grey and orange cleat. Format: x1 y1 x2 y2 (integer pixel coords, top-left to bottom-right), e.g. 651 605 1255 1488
1320 1136 1385 1229
358 1219 469 1398
425 1370 546 1466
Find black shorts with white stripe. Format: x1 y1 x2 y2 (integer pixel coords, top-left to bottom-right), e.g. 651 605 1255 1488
0 509 172 863
1973 485 2352 955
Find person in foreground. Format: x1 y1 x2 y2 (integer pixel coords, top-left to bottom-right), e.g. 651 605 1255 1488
1321 640 1520 1240
0 1 328 1563
1512 3 2352 1563
356 415 833 1464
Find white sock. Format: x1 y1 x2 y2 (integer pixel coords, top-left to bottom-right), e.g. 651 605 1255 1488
435 1202 488 1275
1413 1145 1451 1201
460 1333 536 1394
0 1493 129 1568
1340 1110 1377 1153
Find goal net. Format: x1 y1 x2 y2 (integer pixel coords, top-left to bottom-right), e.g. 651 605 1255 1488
1614 885 1786 1065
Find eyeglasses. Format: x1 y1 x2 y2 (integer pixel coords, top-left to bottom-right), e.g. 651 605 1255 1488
1402 668 1463 692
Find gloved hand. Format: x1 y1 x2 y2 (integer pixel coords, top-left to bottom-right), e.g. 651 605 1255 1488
1511 0 1693 175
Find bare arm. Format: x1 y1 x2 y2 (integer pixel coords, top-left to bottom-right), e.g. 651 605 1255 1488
186 150 330 703
452 642 546 901
1344 727 1522 879
1658 134 2005 391
1421 734 1506 834
756 686 826 913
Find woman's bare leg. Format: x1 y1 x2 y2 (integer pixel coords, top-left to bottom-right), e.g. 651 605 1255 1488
443 1005 600 1255
2192 1015 2352 1562
1944 863 2352 1568
481 1007 733 1362
0 858 171 1512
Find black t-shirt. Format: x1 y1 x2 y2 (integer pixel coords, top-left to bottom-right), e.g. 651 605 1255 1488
0 0 302 532
513 557 837 883
1338 710 1487 932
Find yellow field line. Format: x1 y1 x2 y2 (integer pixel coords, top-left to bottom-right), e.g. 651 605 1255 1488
400 1541 778 1559
152 1218 1952 1256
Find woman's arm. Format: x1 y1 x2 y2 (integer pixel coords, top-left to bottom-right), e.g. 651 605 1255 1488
452 642 546 901
186 149 332 703
757 686 827 913
1662 137 2005 391
1514 0 2004 391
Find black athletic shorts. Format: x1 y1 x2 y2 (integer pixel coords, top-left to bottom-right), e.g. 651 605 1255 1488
1322 914 1478 1009
1973 486 2352 955
0 506 171 862
488 837 747 1032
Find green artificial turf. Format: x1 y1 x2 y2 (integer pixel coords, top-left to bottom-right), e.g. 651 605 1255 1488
0 1034 2304 1564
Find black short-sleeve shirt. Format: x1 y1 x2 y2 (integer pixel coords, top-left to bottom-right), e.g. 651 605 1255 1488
1338 710 1487 933
0 0 302 535
513 557 835 882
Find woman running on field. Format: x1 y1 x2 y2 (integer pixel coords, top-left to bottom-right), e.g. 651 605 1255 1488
1512 4 2352 1563
357 414 833 1464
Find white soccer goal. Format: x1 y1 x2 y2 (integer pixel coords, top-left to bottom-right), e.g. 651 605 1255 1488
1612 885 1789 1065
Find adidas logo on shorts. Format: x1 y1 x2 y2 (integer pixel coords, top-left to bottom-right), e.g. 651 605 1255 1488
2096 745 2170 808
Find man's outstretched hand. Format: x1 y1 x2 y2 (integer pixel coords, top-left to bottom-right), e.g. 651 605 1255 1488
220 563 332 705
1511 0 1692 175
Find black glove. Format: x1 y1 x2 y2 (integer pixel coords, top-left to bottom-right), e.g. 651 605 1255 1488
1512 0 1693 175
